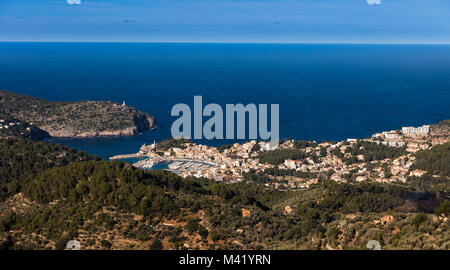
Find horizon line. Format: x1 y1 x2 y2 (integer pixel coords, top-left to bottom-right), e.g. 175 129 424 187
1 41 450 45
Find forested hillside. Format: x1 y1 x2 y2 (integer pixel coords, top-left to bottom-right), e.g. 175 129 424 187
413 142 450 177
0 139 448 250
0 138 98 200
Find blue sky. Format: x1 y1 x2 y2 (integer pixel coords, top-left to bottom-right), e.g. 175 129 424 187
0 0 449 43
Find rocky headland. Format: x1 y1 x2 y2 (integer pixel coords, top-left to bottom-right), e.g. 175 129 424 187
0 90 156 138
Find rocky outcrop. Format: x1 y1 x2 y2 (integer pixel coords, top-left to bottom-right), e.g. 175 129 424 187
43 126 139 138
0 90 156 138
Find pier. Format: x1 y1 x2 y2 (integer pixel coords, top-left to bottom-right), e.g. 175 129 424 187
109 153 143 160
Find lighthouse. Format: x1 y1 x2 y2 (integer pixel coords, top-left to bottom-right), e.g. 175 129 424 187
122 100 126 107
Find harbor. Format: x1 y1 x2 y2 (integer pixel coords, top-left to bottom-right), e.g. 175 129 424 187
132 156 216 174
167 159 215 173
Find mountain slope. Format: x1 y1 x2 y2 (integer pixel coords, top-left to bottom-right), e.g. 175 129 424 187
0 90 156 138
0 139 448 250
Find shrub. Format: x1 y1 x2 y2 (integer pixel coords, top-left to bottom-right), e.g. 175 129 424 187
149 239 163 250
412 213 429 228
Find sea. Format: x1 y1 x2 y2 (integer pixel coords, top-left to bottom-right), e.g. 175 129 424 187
0 43 449 160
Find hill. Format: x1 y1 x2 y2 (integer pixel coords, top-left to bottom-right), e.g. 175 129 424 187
0 138 99 201
0 118 49 141
0 90 156 138
0 139 448 250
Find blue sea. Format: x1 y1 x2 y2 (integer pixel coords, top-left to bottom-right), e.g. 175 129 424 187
0 43 449 159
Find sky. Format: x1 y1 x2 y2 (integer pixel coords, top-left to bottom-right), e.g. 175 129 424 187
0 0 449 43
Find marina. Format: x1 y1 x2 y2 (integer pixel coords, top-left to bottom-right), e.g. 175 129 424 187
132 156 216 174
167 160 215 173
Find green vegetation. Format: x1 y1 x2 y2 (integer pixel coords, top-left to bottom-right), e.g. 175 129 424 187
217 144 234 152
149 239 163 250
334 141 407 164
0 138 98 200
0 158 204 245
407 173 449 193
406 142 450 193
264 168 317 179
293 140 317 149
435 200 450 216
413 142 450 177
0 90 155 137
258 149 309 165
0 138 448 250
243 168 317 184
156 138 192 151
433 119 450 129
184 219 208 239
412 213 429 228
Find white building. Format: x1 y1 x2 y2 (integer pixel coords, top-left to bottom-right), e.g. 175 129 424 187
383 131 399 139
284 159 297 169
402 125 430 136
259 141 278 151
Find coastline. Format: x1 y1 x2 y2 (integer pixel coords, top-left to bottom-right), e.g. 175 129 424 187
0 90 157 139
118 119 449 187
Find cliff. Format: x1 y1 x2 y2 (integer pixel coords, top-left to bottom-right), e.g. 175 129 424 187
0 90 156 138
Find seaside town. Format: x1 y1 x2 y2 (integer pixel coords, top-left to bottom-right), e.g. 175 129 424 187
113 122 450 190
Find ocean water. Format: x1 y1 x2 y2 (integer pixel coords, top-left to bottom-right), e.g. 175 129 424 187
0 43 449 159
